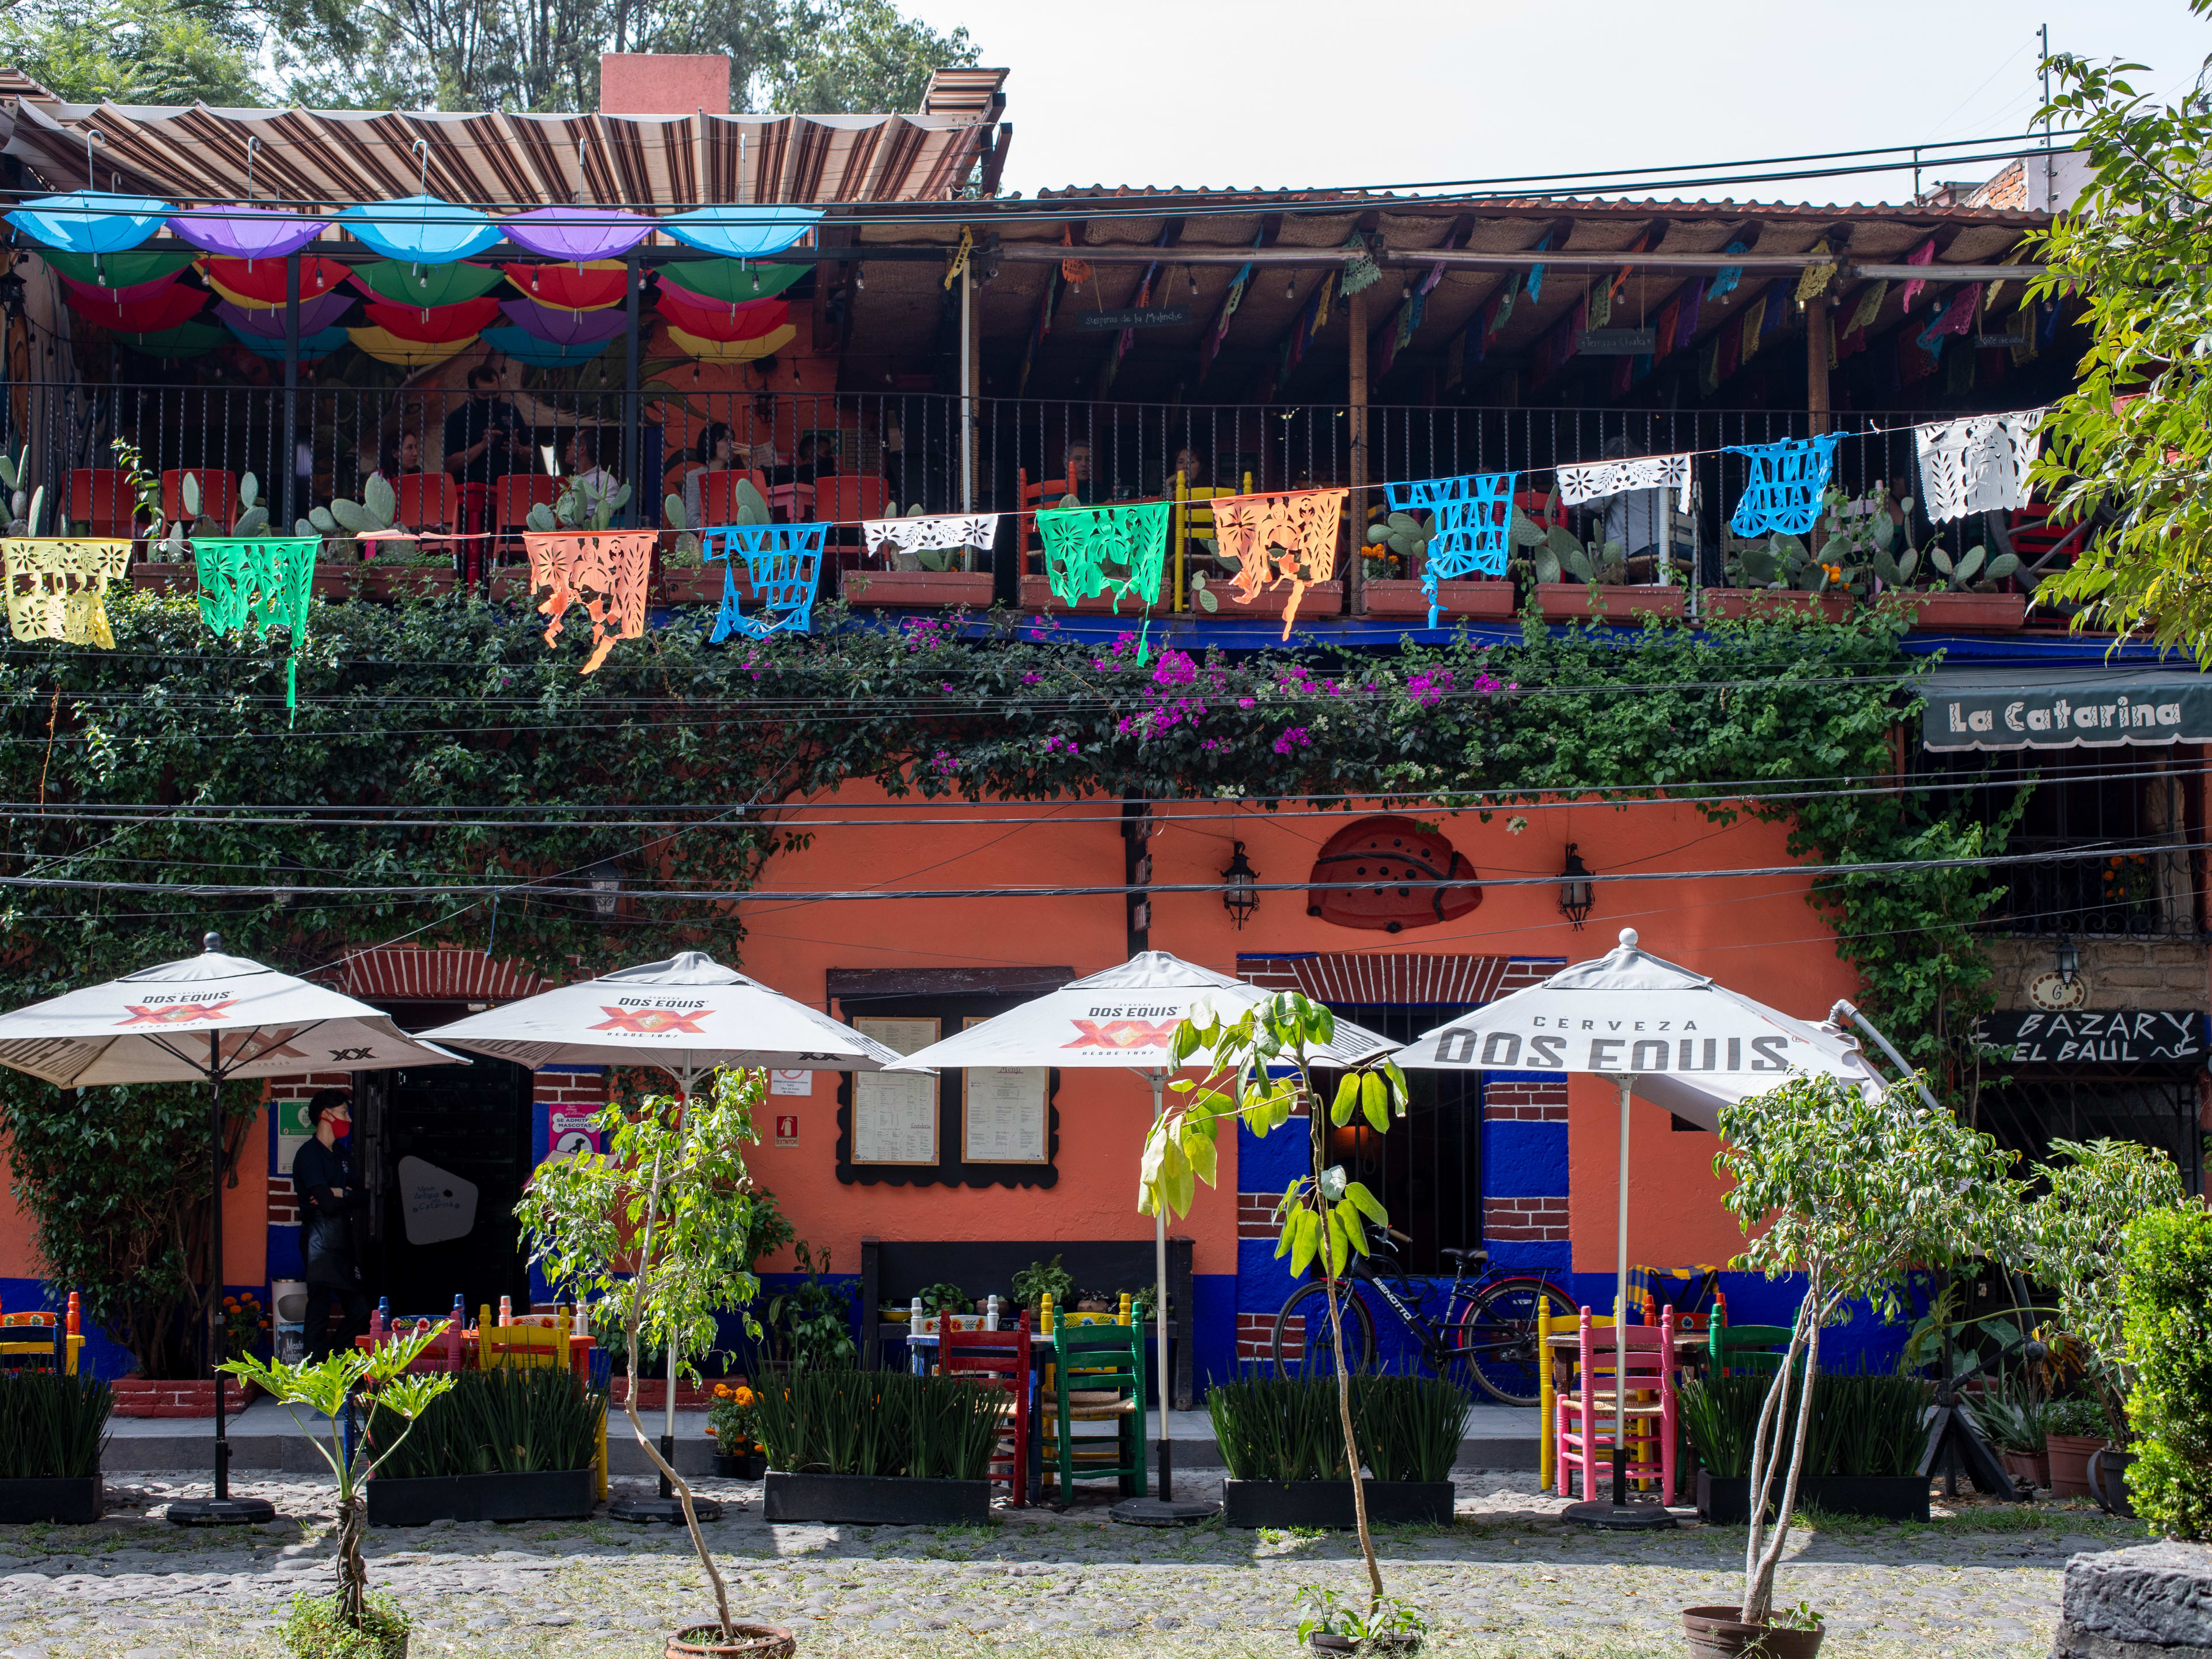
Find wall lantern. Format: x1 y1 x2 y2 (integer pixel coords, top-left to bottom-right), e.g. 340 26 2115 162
1222 842 1260 930
1559 844 1596 930
589 858 623 921
2056 932 2080 987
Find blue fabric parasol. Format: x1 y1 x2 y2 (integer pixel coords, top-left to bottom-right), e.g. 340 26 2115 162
224 323 351 361
7 191 168 255
336 195 501 265
479 325 618 368
661 204 822 260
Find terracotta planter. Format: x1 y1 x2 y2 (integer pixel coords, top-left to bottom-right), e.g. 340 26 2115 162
1361 578 1516 621
841 568 994 608
1196 580 1343 620
1535 582 1687 622
666 1623 795 1659
2047 1432 2105 1498
130 562 195 594
1682 1606 1824 1659
2001 1448 2051 1491
1018 573 1164 615
1878 590 2029 631
1698 589 1854 623
111 1377 255 1418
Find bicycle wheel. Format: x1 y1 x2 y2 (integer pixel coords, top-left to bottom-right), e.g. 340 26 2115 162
1269 1280 1376 1380
1454 1278 1577 1406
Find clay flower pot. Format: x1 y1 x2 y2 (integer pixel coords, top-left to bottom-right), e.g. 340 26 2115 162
666 1622 796 1658
1681 1605 1825 1658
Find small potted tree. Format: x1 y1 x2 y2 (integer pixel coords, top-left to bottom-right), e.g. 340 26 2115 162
2021 1137 2188 1514
1143 991 1415 1638
517 1067 794 1658
219 1327 454 1659
1690 1074 2014 1657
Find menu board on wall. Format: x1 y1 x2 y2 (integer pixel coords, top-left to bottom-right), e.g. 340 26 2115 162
850 1016 940 1165
963 1066 1049 1164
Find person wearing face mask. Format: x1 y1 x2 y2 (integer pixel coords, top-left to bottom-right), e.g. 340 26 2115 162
293 1090 369 1362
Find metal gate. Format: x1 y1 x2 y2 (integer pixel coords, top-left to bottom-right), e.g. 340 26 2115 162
1977 1073 2205 1195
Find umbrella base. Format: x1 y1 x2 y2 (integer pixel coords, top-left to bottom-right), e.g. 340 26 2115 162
609 1495 723 1525
1563 1498 1677 1531
1109 1496 1219 1527
167 1495 276 1527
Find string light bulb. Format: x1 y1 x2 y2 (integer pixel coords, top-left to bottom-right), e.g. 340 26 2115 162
1285 275 1297 301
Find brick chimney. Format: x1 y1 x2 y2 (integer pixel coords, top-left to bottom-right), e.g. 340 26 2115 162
599 54 731 116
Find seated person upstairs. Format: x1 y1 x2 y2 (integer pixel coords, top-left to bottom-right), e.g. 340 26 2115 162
766 434 835 487
1172 445 1209 491
683 421 737 526
444 365 522 486
565 430 620 523
1061 440 1102 505
373 430 425 488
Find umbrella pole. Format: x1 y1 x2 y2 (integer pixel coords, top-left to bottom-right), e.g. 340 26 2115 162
1613 1072 1631 1509
210 1041 229 1505
1151 1070 1172 1502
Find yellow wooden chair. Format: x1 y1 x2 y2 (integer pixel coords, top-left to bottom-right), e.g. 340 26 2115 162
0 1294 82 1376
1172 469 1248 611
478 1305 607 1498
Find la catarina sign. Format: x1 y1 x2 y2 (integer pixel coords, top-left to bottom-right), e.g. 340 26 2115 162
1921 666 2212 752
1976 1009 2206 1066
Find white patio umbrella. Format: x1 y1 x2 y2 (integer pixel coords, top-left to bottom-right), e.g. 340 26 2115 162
0 931 468 1527
885 950 1398 1518
419 950 908 1524
1393 928 1884 1528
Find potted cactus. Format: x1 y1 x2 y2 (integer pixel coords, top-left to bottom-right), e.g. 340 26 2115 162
307 476 452 598
658 476 771 606
1358 510 1514 623
1874 530 2028 631
1517 513 1685 623
849 501 997 608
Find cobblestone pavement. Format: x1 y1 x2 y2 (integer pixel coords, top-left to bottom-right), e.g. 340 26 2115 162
0 1468 2144 1659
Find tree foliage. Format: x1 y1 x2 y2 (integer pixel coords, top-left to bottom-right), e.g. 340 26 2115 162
1716 1075 2015 1624
0 0 267 105
2029 13 2212 660
2118 1201 2212 1541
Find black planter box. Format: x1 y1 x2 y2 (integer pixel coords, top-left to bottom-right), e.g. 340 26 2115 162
762 1471 991 1525
366 1468 596 1527
1696 1469 1930 1524
0 1477 102 1524
1222 1480 1455 1529
713 1451 767 1480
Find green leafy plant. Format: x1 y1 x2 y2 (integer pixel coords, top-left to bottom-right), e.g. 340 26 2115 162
1291 1585 1427 1653
662 494 702 566
2020 1137 2189 1443
1805 1369 1932 1479
2117 1200 2212 1539
516 1068 772 1645
1144 990 1409 1628
280 1591 409 1659
748 1368 1003 1478
0 1372 111 1479
706 1380 760 1452
1769 1600 1826 1633
1972 1379 2058 1456
1363 512 1434 583
365 1365 603 1479
1209 1372 1354 1483
525 474 634 534
221 1327 453 1642
767 1240 856 1368
1009 1255 1072 1313
1715 1074 2014 1626
1677 1373 1769 1479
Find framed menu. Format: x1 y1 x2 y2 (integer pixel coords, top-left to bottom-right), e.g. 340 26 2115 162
850 1016 940 1165
960 1018 1049 1164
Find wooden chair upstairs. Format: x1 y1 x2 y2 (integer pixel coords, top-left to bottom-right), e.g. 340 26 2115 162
1172 469 1248 611
1049 1305 1147 1503
1017 469 1073 563
395 474 461 537
66 469 139 539
937 1310 1033 1507
1555 1304 1681 1506
162 469 238 533
1708 1293 1797 1380
692 468 772 528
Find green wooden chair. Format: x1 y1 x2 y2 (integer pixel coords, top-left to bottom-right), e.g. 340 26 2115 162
1709 1301 1797 1379
1052 1320 1147 1503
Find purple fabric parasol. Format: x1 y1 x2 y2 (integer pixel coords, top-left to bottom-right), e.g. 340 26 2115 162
166 204 331 261
214 291 357 338
497 296 632 346
498 206 653 263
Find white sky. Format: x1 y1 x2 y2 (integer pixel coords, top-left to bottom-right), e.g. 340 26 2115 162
906 0 2211 204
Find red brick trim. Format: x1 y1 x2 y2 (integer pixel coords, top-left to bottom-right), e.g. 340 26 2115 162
1236 1194 1279 1239
1482 1077 1569 1121
1483 1195 1570 1241
1235 1309 1298 1362
267 1175 298 1228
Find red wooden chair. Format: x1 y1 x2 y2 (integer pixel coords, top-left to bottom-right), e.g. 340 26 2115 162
162 469 238 532
694 468 771 527
1515 488 1568 532
1556 1305 1680 1506
496 474 559 551
1018 469 1074 565
395 474 461 535
937 1310 1032 1507
66 469 138 538
2001 502 2090 582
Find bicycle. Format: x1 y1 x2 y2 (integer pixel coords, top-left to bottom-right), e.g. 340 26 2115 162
1267 1229 1576 1407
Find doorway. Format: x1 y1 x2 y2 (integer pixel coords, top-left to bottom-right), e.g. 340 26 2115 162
353 1001 536 1317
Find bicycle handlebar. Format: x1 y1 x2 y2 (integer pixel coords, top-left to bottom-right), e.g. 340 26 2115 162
1387 1228 1412 1245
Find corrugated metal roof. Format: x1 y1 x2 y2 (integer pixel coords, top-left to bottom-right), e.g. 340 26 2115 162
0 71 1009 212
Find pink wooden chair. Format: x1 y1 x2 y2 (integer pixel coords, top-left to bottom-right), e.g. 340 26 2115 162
1555 1304 1679 1505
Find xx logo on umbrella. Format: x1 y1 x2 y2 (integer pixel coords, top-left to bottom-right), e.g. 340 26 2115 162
116 1000 237 1027
1065 1017 1184 1050
590 1006 713 1035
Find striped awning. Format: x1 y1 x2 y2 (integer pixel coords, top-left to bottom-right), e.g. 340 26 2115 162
0 79 1003 215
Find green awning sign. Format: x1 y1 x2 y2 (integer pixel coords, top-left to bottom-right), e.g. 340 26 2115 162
1922 665 2212 751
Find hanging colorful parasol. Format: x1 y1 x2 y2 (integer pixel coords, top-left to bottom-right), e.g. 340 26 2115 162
42 248 195 289
362 296 501 342
495 297 630 347
500 260 627 310
64 282 210 334
349 259 505 306
6 191 168 256
337 194 500 265
478 327 618 368
660 322 796 362
109 321 228 358
200 255 350 306
346 326 478 367
224 323 351 362
653 289 786 343
57 269 187 311
657 260 805 305
214 293 355 337
661 204 821 260
498 206 653 263
165 204 329 262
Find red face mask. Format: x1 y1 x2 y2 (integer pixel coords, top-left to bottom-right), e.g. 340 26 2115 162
327 1116 351 1140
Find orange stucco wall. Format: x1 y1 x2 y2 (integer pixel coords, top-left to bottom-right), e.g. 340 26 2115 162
725 782 1857 1280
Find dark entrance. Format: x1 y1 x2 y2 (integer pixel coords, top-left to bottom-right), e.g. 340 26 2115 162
353 1000 536 1317
1978 1071 2205 1197
1313 1002 1482 1277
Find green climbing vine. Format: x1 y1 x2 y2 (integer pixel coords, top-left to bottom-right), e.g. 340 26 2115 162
0 590 2012 1372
